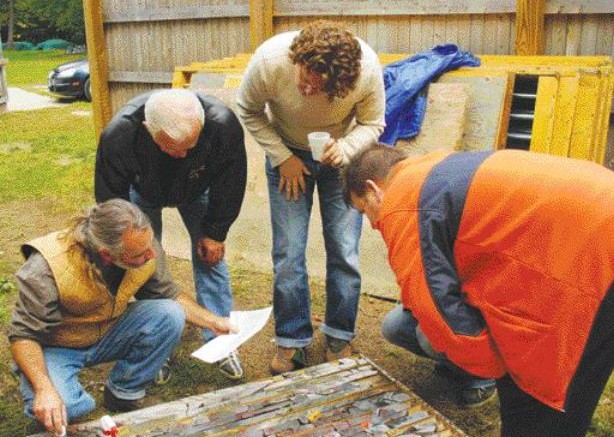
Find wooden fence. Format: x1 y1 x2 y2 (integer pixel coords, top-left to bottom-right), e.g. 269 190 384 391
84 0 613 136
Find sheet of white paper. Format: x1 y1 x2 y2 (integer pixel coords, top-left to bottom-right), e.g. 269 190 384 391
191 306 272 363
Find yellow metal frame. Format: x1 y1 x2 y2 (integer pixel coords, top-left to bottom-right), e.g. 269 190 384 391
173 54 613 166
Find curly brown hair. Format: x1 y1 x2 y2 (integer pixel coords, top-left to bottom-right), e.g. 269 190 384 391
289 20 362 101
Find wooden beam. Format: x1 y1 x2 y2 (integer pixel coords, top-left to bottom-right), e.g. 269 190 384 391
530 76 559 153
249 0 273 51
109 71 174 84
546 0 614 14
495 72 515 149
104 5 249 24
592 68 613 164
273 0 613 16
276 0 516 16
569 71 601 160
549 76 580 157
83 0 112 140
515 0 546 55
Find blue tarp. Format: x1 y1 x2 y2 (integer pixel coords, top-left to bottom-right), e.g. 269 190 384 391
379 44 480 146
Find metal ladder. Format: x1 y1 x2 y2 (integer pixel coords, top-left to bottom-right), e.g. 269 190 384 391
507 75 538 150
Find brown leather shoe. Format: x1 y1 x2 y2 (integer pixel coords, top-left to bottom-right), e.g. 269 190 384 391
270 347 306 375
325 337 354 362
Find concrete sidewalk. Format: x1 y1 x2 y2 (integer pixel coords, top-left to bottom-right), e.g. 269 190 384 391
5 87 61 112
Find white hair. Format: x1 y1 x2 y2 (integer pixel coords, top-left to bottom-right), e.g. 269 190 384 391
144 89 205 140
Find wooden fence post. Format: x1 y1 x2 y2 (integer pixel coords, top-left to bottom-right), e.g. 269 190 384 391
515 0 545 55
249 0 274 51
83 0 113 139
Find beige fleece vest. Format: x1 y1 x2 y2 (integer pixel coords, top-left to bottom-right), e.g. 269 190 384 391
24 231 155 347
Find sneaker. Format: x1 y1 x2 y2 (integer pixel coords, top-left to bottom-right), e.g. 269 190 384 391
325 336 354 362
154 358 171 385
103 386 143 412
460 385 497 408
270 347 307 375
217 350 244 380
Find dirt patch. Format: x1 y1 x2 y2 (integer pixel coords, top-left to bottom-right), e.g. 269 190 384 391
0 142 32 154
71 110 92 117
55 156 82 166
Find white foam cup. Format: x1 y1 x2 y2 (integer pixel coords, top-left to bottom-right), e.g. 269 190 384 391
307 132 331 161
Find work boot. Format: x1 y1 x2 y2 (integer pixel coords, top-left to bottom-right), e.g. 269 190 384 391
103 386 143 413
460 385 497 408
270 347 306 375
216 350 244 380
434 361 497 408
325 336 354 362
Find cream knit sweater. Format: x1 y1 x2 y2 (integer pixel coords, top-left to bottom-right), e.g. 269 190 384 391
237 31 385 167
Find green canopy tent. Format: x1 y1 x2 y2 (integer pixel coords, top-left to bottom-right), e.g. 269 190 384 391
34 39 71 50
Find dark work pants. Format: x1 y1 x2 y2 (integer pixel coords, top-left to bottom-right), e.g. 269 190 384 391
498 284 614 437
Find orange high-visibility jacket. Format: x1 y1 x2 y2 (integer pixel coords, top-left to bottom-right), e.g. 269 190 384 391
376 150 614 411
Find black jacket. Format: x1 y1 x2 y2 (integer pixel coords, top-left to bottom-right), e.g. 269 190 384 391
95 91 247 242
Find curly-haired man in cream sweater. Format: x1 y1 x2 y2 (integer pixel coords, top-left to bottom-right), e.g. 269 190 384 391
237 20 385 374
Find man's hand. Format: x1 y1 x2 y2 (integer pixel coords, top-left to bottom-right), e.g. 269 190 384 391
208 315 239 337
320 140 344 168
11 340 67 436
176 293 238 335
33 385 67 435
197 237 225 265
278 155 311 201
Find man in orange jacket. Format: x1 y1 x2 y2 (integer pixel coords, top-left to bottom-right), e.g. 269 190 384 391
342 145 614 437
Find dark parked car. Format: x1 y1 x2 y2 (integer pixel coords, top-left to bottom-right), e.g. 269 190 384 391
48 59 91 101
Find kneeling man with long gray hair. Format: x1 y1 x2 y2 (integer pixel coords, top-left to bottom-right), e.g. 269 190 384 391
9 199 236 435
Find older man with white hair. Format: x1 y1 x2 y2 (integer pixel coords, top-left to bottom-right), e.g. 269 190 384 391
95 89 247 380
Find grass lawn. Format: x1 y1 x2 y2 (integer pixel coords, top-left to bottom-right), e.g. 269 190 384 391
0 49 95 331
2 49 84 92
0 51 612 437
0 49 94 206
0 49 96 437
0 105 95 205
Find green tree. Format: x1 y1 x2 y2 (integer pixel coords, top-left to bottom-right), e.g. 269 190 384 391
6 0 14 48
1 0 85 45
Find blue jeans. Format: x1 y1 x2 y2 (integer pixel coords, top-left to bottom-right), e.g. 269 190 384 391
130 187 233 341
18 299 185 420
382 305 495 390
266 148 362 348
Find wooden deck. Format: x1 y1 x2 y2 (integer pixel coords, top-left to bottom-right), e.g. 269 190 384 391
35 356 468 437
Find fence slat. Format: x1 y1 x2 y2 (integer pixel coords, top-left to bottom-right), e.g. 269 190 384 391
104 5 249 23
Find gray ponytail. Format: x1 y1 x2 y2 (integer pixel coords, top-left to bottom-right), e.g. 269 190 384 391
68 199 151 257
